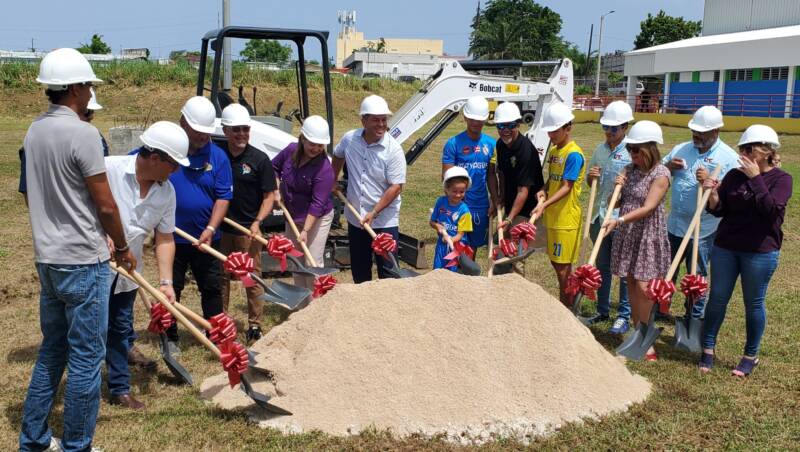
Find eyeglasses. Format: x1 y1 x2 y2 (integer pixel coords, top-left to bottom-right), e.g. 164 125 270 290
496 122 518 130
626 145 643 154
602 125 621 133
144 145 180 168
229 125 250 133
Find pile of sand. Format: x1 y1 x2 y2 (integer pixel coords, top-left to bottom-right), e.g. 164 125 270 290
200 271 650 444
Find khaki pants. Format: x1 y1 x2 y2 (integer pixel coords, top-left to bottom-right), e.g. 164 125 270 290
284 210 334 290
220 232 265 327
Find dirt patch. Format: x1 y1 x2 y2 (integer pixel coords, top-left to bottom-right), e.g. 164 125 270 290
201 270 650 444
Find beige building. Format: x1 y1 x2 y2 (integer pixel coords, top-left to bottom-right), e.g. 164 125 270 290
336 29 443 68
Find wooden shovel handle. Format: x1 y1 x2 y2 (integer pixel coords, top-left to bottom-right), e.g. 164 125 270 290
497 206 506 241
334 190 378 239
666 164 723 280
275 200 318 267
587 180 624 266
111 262 221 358
174 228 229 262
582 178 598 241
223 217 270 248
171 302 212 330
691 185 702 275
137 288 153 310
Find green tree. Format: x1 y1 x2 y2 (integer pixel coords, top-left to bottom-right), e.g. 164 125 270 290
76 34 111 54
558 41 594 77
634 10 702 49
376 37 387 53
240 39 292 63
607 71 624 86
469 0 563 61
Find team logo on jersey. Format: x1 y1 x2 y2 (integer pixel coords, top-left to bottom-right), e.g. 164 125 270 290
438 207 449 216
482 144 490 156
451 212 459 222
473 145 481 154
205 162 213 172
462 145 471 155
241 163 252 175
510 156 517 167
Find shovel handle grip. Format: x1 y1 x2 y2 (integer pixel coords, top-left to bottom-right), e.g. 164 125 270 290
111 262 221 359
666 165 722 280
334 189 378 239
275 200 318 267
174 228 229 263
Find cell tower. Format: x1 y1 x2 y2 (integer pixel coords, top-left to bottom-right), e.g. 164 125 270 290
338 10 357 37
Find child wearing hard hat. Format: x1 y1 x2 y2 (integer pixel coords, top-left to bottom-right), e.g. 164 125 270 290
430 167 474 271
532 102 585 307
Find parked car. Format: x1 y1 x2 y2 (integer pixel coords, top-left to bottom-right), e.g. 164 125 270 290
398 75 419 83
362 72 380 79
608 81 645 96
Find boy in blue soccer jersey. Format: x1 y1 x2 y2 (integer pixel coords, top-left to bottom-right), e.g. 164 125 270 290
441 96 497 251
430 167 473 271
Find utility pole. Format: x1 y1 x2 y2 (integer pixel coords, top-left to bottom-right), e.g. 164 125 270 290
595 10 614 97
585 24 593 78
222 0 232 91
30 38 35 52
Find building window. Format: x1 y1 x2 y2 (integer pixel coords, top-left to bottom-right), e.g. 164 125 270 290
761 66 789 80
713 71 720 82
729 69 753 81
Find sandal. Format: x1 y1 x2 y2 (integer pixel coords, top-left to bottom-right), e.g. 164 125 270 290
698 352 714 373
732 357 759 377
645 351 658 362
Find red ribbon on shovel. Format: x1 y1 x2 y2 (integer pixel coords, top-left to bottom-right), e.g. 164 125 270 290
371 233 397 258
565 264 603 300
680 274 708 300
147 303 174 334
208 313 237 345
219 341 249 387
492 238 517 260
444 241 475 268
510 223 537 250
313 274 337 298
223 251 256 287
266 234 304 272
647 278 677 314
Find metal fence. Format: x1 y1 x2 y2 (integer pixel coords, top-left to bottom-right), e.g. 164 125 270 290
574 92 800 118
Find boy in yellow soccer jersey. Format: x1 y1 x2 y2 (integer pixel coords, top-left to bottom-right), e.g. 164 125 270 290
533 103 585 306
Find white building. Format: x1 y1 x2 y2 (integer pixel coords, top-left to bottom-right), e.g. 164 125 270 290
343 51 443 80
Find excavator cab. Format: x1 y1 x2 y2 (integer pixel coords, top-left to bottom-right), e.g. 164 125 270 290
196 26 335 158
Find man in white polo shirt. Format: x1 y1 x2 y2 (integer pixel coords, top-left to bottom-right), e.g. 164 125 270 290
103 121 189 410
332 94 406 283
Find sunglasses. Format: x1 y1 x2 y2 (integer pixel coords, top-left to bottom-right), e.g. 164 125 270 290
229 125 250 133
602 125 621 133
626 145 643 154
496 122 518 130
144 145 179 168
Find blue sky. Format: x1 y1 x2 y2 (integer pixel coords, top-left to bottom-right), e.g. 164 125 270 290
0 1 703 60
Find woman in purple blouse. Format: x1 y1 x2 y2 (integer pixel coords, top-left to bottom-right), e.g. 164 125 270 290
699 125 792 377
272 116 335 289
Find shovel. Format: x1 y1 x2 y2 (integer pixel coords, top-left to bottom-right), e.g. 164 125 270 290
443 230 481 276
491 209 542 270
579 177 599 265
488 207 514 277
616 165 722 360
174 227 311 310
113 263 291 415
674 186 706 353
136 288 193 385
571 178 622 321
334 190 419 278
223 216 337 278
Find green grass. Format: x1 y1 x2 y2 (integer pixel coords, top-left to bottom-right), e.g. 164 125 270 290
0 87 799 450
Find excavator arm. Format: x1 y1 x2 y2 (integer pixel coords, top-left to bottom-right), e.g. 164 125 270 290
388 58 574 165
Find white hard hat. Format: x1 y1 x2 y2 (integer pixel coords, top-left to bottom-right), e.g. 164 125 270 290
443 166 472 189
600 101 633 126
623 120 664 144
36 48 103 89
87 88 102 110
688 105 724 132
140 121 190 166
221 103 251 127
738 124 780 149
300 115 331 145
359 94 392 116
541 102 575 132
493 102 521 124
463 96 490 121
180 96 217 134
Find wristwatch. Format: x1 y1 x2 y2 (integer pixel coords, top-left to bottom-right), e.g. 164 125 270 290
159 279 173 286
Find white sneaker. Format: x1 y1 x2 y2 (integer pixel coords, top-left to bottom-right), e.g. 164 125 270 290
47 437 63 452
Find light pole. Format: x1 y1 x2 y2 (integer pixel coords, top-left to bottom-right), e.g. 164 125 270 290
594 9 615 97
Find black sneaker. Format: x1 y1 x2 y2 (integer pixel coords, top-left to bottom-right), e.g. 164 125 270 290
246 325 262 344
584 313 610 325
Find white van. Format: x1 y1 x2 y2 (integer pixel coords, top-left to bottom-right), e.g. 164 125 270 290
608 81 645 96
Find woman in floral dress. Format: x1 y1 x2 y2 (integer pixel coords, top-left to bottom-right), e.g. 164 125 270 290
604 120 671 361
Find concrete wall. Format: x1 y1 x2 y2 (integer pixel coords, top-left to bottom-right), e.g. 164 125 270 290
336 30 443 67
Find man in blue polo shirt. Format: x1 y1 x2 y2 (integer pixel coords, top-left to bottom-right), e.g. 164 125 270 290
662 105 739 319
165 96 233 352
441 96 497 250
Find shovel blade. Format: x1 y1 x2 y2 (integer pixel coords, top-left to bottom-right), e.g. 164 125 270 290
570 293 584 317
287 254 338 277
261 281 312 311
158 335 193 385
456 255 481 276
383 254 420 279
239 375 292 415
490 250 513 275
673 317 703 354
616 323 662 361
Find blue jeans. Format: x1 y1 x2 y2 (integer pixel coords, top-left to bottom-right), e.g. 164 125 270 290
702 246 779 357
668 232 715 319
348 223 399 283
590 218 630 319
20 262 110 452
106 276 137 396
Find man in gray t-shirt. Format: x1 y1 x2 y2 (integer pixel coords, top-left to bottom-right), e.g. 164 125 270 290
18 48 135 452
